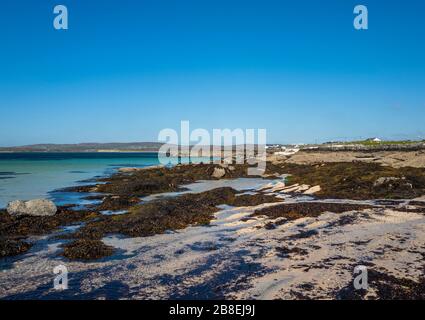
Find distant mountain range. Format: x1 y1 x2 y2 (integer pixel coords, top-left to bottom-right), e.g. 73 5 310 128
0 142 164 152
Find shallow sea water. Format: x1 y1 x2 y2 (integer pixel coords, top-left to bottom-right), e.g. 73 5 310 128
0 152 201 208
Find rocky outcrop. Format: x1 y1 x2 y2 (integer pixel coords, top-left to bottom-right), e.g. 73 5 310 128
211 167 226 179
304 185 322 195
7 199 57 217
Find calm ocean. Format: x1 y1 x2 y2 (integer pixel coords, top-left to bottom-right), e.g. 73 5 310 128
0 152 168 208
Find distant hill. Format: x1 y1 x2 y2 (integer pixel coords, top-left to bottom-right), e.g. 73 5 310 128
0 142 164 152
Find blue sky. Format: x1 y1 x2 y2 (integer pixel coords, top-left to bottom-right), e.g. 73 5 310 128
0 0 424 146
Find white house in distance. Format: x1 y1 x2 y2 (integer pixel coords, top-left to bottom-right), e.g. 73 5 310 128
274 145 300 156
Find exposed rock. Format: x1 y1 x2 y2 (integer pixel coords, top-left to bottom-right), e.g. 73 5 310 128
373 176 413 190
304 185 321 195
270 182 287 192
257 182 276 191
7 199 57 217
374 177 401 187
212 167 226 179
281 184 310 193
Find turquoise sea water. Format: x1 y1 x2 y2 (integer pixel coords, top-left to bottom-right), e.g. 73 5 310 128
0 152 188 208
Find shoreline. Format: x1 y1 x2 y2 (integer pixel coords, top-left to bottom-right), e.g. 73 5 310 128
1 152 425 299
0 150 161 153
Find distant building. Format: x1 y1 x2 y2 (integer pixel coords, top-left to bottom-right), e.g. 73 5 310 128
365 137 382 143
274 146 300 156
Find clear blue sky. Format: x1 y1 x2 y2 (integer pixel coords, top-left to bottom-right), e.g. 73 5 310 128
1 0 424 146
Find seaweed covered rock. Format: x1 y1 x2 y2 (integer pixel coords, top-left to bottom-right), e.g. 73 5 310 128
0 208 100 258
0 239 32 258
80 162 282 197
96 195 140 211
253 202 373 220
61 239 114 261
62 187 282 241
336 269 425 300
283 162 425 199
0 208 99 238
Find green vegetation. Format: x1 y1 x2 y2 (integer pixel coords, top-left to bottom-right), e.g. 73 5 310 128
335 139 425 146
